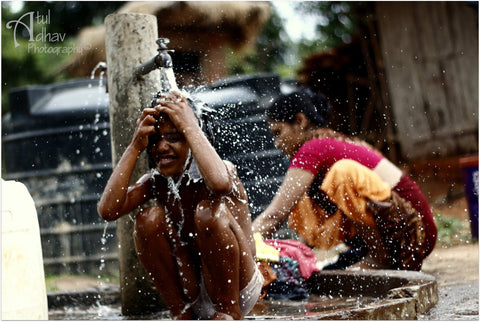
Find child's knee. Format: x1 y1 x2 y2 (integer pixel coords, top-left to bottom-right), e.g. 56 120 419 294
134 206 167 238
194 200 229 234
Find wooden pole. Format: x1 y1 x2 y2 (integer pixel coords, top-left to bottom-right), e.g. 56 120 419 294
105 13 166 315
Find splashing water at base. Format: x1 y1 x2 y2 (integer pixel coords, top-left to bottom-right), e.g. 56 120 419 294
48 303 170 320
47 294 382 320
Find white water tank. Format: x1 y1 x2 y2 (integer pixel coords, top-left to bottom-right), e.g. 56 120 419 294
2 179 48 320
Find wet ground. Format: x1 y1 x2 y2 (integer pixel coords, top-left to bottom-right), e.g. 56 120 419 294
419 283 478 320
48 295 383 320
47 242 478 320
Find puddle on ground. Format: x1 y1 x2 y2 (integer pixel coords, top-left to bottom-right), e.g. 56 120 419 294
48 303 170 320
48 295 381 320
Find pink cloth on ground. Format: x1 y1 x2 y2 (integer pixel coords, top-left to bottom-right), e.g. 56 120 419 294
264 239 320 279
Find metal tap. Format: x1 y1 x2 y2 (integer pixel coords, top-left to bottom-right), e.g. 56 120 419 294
134 38 174 78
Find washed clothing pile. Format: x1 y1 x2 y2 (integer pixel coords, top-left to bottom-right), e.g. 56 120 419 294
264 257 309 300
263 239 320 280
254 234 320 300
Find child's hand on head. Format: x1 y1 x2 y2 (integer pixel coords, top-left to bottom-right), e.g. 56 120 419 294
132 107 159 152
155 91 200 134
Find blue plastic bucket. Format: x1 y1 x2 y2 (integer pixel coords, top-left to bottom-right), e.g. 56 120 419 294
460 155 479 239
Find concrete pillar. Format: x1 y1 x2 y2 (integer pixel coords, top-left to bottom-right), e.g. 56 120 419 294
105 13 165 315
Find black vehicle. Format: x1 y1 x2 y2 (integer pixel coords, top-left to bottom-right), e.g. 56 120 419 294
2 74 295 274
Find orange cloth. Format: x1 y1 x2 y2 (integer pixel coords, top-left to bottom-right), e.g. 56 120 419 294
288 194 346 249
288 159 392 250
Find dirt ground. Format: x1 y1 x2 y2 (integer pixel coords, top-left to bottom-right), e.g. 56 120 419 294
421 195 478 287
419 241 479 320
422 242 478 286
403 170 479 320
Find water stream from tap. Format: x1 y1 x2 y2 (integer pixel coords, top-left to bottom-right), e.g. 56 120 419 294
159 67 179 92
98 222 109 273
90 62 107 88
88 60 110 292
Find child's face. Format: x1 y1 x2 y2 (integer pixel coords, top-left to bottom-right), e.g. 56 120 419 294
268 120 305 159
149 117 190 178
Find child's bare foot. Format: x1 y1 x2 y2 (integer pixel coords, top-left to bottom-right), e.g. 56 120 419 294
212 312 235 320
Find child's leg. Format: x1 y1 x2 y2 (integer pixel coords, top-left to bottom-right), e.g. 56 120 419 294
194 200 257 320
133 206 200 319
320 159 393 269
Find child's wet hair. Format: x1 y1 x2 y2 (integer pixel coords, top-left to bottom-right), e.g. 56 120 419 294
267 87 331 127
146 90 218 169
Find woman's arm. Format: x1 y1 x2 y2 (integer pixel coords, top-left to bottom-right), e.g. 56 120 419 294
252 168 315 238
97 108 158 221
156 91 232 195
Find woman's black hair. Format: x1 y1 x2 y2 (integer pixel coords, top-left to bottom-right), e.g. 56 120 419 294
146 91 218 169
266 87 331 127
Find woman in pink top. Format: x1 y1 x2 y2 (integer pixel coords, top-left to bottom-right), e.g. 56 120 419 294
253 89 436 271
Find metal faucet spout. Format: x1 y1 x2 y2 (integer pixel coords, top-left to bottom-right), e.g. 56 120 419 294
134 38 174 78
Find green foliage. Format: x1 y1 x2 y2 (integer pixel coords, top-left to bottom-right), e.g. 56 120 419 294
294 1 364 58
2 6 54 113
1 2 123 115
2 1 124 35
434 213 474 247
226 9 289 77
227 1 366 79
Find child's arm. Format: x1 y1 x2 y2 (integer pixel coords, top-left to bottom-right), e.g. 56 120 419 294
97 108 158 221
156 91 232 195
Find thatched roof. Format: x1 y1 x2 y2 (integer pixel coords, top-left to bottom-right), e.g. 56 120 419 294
120 1 269 43
62 1 271 77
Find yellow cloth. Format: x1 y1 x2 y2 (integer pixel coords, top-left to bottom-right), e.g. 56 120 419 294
321 159 391 227
289 159 392 250
254 232 280 262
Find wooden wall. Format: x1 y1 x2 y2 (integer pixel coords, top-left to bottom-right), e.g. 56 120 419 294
375 2 478 161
